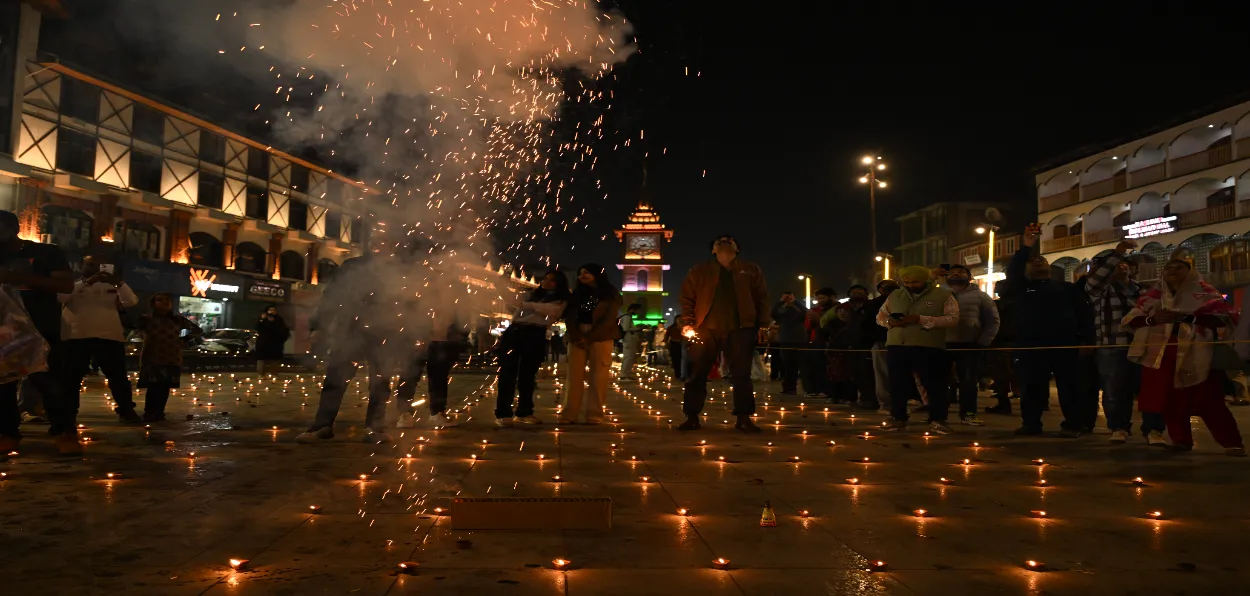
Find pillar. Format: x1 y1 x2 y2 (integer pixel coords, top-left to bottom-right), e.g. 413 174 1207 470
306 241 319 284
166 209 192 264
268 233 283 279
222 222 239 269
91 194 118 248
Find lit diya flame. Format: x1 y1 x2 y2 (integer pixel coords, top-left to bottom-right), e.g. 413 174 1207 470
861 457 871 463
536 454 546 460
959 458 972 465
1030 510 1048 518
397 561 419 575
229 558 249 570
106 473 120 479
869 560 888 571
552 558 571 570
1147 510 1164 519
717 456 725 461
940 477 952 485
913 509 929 518
826 440 836 446
639 476 651 482
790 456 801 462
846 478 860 485
359 474 369 482
677 508 690 516
799 510 811 518
1031 458 1046 466
712 557 730 569
308 505 323 514
1132 477 1146 486
551 475 563 482
1024 560 1046 571
1035 479 1049 487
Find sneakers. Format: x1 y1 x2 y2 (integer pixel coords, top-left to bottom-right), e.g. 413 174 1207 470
1109 429 1130 444
928 421 953 435
396 413 416 428
677 418 701 431
54 432 83 456
881 419 906 432
116 409 143 424
20 412 46 424
494 417 514 428
363 429 392 444
876 407 892 416
960 415 985 427
514 415 542 425
429 413 458 428
1146 431 1168 447
1013 426 1043 436
295 427 334 443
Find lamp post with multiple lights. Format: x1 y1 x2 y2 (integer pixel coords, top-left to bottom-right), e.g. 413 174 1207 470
859 155 889 256
975 224 1000 291
797 274 812 308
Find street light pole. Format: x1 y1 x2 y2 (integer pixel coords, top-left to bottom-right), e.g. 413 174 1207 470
975 225 1000 294
859 156 888 256
798 274 812 308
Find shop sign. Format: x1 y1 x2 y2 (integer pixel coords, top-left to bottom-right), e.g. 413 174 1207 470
1122 216 1177 239
247 280 288 302
189 268 240 297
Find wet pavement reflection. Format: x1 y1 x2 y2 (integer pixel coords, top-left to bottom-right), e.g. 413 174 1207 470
1 366 1247 594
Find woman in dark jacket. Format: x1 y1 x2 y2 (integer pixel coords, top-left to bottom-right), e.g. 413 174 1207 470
494 270 570 427
255 305 290 374
561 263 623 424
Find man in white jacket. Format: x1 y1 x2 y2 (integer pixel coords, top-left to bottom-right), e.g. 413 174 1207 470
61 255 141 423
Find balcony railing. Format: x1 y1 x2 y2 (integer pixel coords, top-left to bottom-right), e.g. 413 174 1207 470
1128 162 1166 188
1178 202 1236 229
1041 235 1084 253
1203 268 1250 289
1081 174 1127 201
1082 227 1124 246
1170 145 1233 178
1039 187 1079 212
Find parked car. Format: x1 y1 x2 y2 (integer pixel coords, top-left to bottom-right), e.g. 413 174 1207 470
193 328 257 355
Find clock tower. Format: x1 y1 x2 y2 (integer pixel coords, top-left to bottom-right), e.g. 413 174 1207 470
614 199 673 325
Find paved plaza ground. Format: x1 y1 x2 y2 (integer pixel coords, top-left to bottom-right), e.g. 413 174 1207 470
2 363 1249 595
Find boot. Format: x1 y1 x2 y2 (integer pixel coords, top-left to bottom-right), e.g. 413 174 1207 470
735 415 761 434
54 431 83 456
677 417 701 431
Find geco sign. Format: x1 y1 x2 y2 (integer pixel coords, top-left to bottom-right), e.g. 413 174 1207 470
247 281 288 302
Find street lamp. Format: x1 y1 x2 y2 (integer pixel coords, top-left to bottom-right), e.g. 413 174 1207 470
859 155 889 263
874 253 892 284
797 274 812 308
975 225 1000 293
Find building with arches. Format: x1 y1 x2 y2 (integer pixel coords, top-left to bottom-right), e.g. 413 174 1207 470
614 200 673 326
1036 95 1250 294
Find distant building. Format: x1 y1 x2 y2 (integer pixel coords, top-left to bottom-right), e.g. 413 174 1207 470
614 200 672 326
1035 96 1250 291
892 202 1022 273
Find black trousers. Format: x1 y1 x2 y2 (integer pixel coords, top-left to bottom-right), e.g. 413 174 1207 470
396 341 462 417
683 327 757 417
778 342 803 393
667 341 684 380
849 352 877 406
144 386 172 416
64 338 135 413
495 326 547 418
1015 348 1080 429
0 339 68 437
888 345 949 423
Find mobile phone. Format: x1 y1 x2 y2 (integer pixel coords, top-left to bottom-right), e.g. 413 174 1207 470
889 313 904 320
99 264 115 274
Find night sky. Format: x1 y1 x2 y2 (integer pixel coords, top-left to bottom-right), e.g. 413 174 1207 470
39 2 1250 313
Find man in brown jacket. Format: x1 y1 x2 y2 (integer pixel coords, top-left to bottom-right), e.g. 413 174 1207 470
678 234 770 433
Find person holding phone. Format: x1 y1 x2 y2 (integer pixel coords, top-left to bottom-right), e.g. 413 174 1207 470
61 255 141 425
875 265 960 434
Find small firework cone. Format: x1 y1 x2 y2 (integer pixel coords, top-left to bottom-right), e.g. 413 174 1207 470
760 501 778 527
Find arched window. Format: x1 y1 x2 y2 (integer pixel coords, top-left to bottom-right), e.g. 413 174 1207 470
1112 208 1131 228
279 250 306 281
1069 221 1083 236
234 242 267 273
188 232 223 267
635 269 648 291
1210 240 1250 273
317 258 340 284
1053 224 1069 239
41 205 92 256
113 219 161 261
1206 186 1234 208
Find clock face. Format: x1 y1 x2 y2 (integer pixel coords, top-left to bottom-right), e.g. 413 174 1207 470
628 234 660 257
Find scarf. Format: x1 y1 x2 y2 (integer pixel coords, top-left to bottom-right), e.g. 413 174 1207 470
1123 267 1232 388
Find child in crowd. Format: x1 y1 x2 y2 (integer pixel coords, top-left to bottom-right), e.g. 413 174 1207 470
136 293 200 422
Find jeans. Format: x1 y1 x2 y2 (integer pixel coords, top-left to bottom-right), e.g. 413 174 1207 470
396 341 461 417
887 345 949 423
621 333 642 377
1095 347 1163 435
947 343 985 418
495 326 547 419
64 338 135 413
683 327 757 417
871 342 891 408
310 347 393 432
1014 348 1079 429
566 339 613 422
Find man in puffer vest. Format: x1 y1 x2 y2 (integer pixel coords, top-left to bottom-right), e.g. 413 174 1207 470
875 265 960 434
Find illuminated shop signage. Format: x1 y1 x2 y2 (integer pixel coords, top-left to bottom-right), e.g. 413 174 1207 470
1121 216 1176 239
189 268 240 297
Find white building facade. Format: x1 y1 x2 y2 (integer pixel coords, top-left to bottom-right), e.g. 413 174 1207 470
1036 98 1250 288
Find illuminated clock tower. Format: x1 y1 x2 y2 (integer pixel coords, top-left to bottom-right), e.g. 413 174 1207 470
614 200 673 325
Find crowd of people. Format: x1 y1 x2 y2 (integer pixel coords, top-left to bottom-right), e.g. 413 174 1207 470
668 228 1245 452
2 211 1245 456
